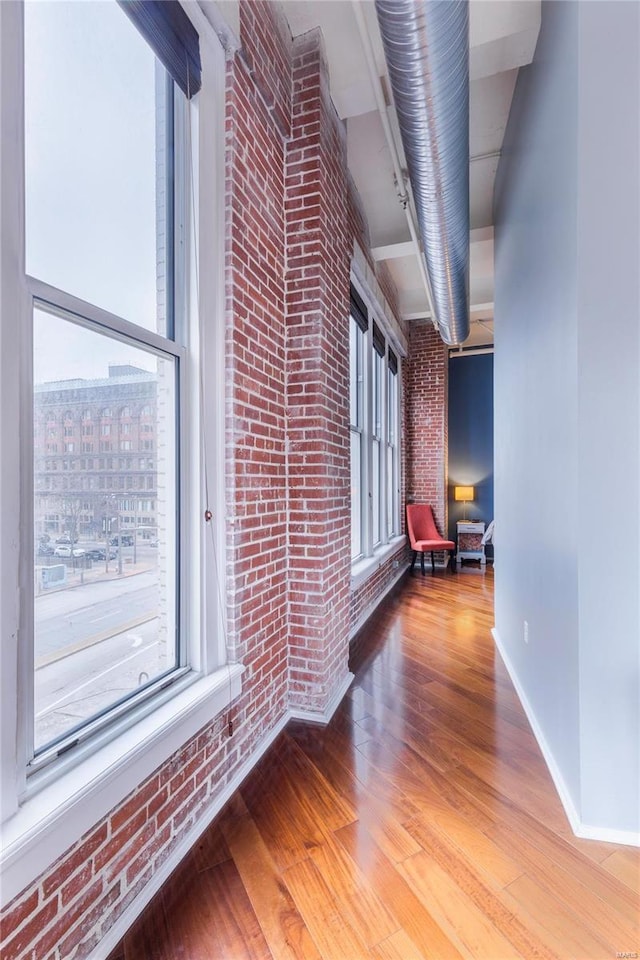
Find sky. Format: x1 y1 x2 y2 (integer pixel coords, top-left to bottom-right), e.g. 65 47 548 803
26 0 163 383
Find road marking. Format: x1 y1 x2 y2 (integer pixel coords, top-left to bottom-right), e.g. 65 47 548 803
128 635 143 647
88 614 112 624
35 641 160 719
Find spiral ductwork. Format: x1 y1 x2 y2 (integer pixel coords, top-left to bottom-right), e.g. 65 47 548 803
375 0 470 346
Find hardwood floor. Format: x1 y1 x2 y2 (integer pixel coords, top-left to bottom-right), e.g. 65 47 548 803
108 568 639 959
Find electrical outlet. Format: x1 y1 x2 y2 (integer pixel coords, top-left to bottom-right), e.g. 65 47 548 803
524 620 529 644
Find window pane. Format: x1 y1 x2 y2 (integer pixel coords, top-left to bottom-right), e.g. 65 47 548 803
25 1 172 334
387 369 396 444
387 443 394 538
373 350 383 438
33 308 178 752
350 319 358 426
350 431 362 560
372 438 380 546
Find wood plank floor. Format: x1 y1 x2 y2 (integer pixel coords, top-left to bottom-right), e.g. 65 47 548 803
108 567 639 959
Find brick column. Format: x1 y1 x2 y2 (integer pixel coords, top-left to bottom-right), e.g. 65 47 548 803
285 31 352 716
406 320 449 535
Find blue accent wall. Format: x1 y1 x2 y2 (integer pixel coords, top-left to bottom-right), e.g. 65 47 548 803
447 353 493 543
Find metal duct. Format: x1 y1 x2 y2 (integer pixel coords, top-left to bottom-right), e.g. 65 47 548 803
375 0 470 346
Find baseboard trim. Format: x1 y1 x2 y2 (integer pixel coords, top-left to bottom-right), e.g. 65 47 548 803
491 628 582 835
573 821 640 846
95 710 291 959
289 670 355 725
491 628 639 849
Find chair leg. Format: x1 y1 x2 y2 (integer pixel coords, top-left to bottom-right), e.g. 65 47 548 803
420 551 425 575
411 550 417 574
431 551 435 574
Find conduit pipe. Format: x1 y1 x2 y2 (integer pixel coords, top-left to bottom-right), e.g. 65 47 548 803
351 1 436 325
375 0 470 345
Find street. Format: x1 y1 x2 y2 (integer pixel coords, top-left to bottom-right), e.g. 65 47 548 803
33 570 175 750
35 571 159 660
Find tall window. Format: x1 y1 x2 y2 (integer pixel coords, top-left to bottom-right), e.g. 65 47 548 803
387 352 399 538
350 294 367 560
24 0 187 771
349 284 401 564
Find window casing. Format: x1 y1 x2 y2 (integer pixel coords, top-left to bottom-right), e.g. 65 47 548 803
349 283 402 566
22 0 191 774
349 310 366 561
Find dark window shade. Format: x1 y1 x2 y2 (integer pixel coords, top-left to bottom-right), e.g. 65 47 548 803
372 322 385 357
350 286 368 332
117 0 201 99
389 349 398 374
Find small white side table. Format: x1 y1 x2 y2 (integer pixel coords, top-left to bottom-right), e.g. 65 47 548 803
456 521 486 566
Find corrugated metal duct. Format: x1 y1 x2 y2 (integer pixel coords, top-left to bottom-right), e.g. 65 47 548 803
375 0 470 346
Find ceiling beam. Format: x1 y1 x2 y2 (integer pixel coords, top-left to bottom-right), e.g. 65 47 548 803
371 241 416 262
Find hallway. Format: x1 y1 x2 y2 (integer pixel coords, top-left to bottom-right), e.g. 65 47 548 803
108 569 638 959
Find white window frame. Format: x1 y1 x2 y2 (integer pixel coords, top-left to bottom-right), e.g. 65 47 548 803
0 2 241 908
349 276 403 588
349 314 366 561
386 359 399 539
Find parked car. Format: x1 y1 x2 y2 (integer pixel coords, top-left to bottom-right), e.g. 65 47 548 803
55 534 78 544
54 545 85 558
86 547 116 561
37 544 54 557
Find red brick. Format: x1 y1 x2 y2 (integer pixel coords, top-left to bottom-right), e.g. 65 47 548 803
1 897 59 959
0 889 39 943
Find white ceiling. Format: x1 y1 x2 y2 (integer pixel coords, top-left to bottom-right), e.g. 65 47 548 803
280 0 541 348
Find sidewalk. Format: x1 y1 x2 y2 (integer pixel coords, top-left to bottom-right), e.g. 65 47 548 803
35 558 155 598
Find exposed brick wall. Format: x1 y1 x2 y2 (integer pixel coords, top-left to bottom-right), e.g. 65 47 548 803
285 29 352 714
238 0 292 137
224 18 290 719
406 320 449 536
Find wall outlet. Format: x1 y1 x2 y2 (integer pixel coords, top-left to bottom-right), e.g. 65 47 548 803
524 620 529 644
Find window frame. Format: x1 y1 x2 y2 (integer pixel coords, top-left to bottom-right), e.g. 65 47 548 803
349 313 366 562
349 277 403 579
0 1 240 907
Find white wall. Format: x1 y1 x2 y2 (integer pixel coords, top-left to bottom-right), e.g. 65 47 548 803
494 0 639 840
575 1 639 834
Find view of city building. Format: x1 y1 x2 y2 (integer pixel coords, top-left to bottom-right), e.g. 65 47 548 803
34 364 158 545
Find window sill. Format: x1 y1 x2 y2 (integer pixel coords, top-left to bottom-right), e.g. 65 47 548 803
350 535 407 591
0 663 244 907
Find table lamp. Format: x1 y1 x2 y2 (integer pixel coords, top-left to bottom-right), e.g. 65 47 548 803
454 485 474 521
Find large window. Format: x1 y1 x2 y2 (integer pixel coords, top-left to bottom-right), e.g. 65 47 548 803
350 295 367 560
24 1 186 770
349 284 401 564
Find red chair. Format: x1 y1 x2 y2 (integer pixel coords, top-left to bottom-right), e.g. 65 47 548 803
406 504 455 575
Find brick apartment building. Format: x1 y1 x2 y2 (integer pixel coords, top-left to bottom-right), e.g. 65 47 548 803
34 365 158 544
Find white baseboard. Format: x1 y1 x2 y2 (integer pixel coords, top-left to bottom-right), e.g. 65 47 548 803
289 670 354 724
574 821 640 846
492 628 639 849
